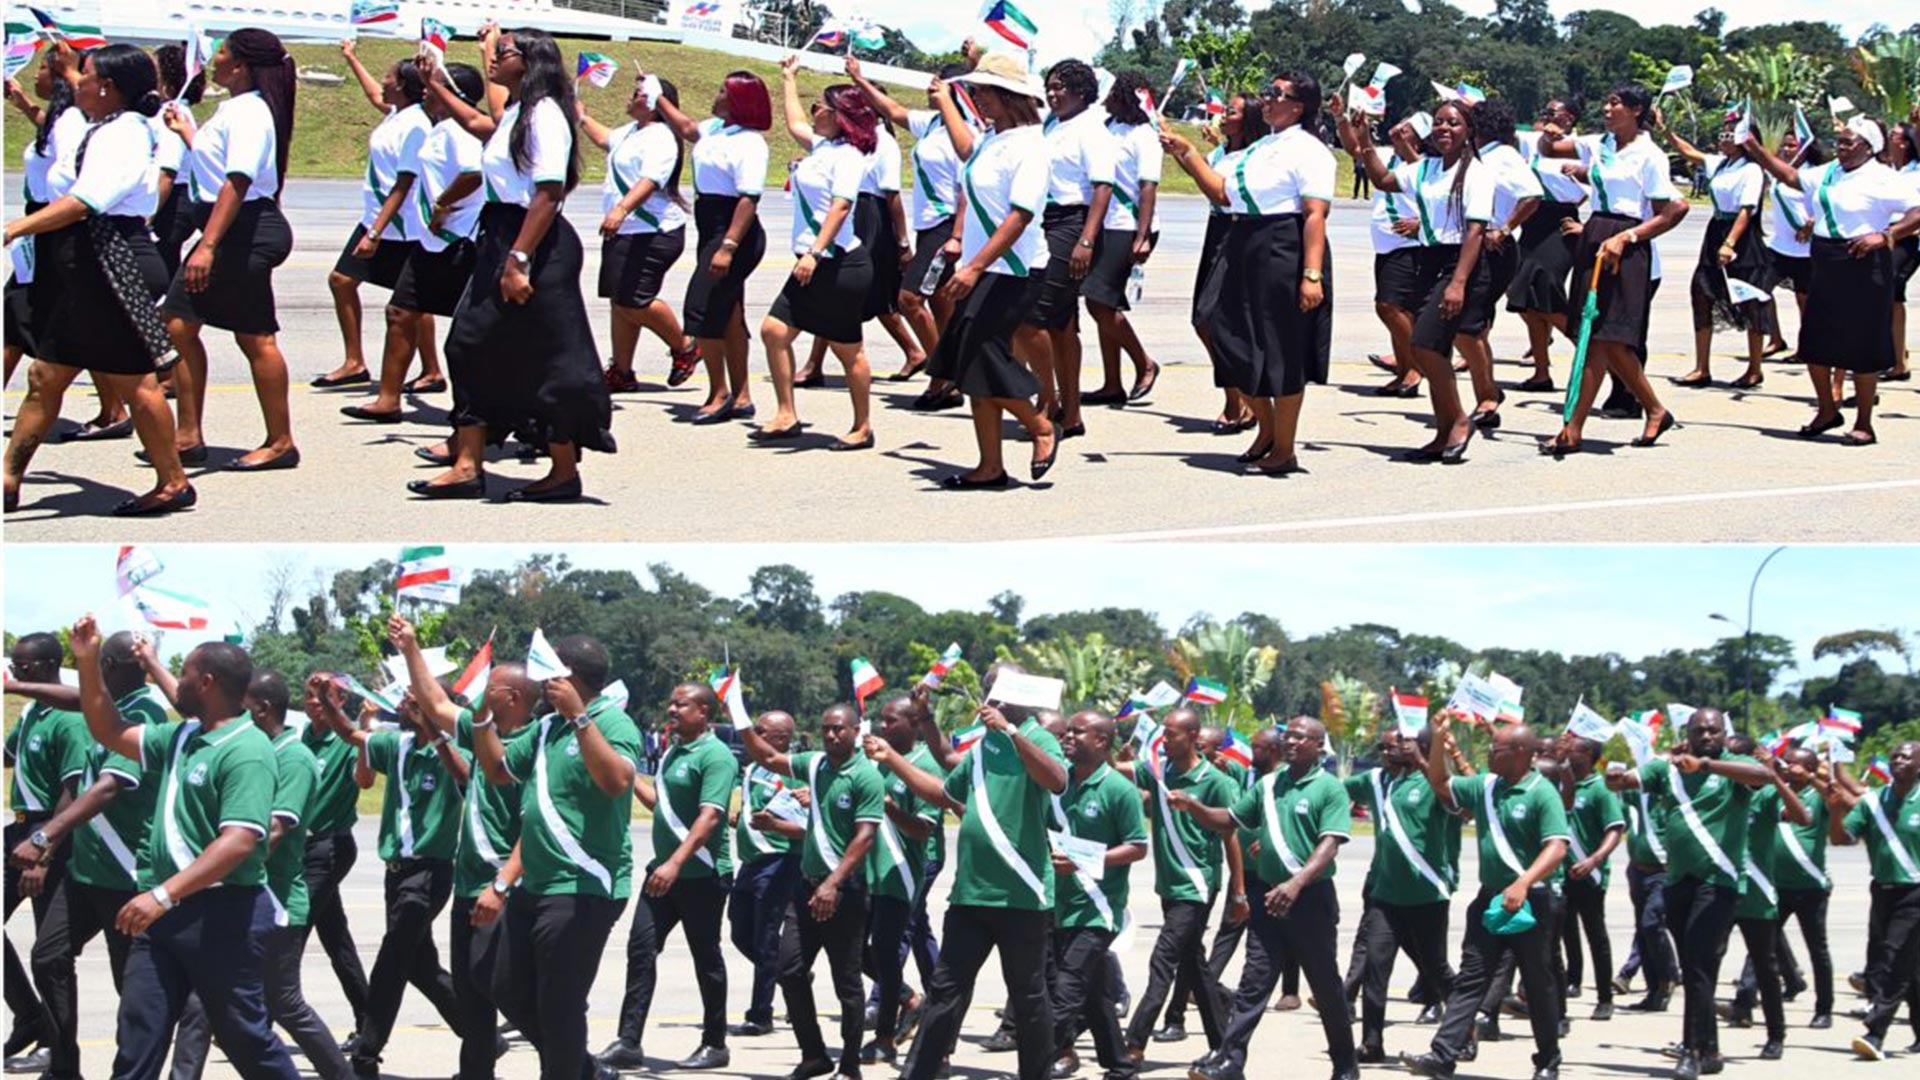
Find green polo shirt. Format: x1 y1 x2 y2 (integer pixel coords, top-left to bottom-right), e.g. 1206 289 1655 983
1450 771 1571 893
1843 783 1920 886
267 728 318 926
1231 765 1351 886
137 715 275 888
1567 773 1626 889
941 719 1067 912
789 750 885 882
649 731 740 878
502 697 643 899
8 702 89 813
301 727 363 836
455 711 524 899
869 744 940 901
1137 756 1238 902
1345 768 1458 905
735 762 794 862
1773 788 1830 892
67 689 169 892
1220 759 1264 860
1052 762 1147 931
365 729 464 862
1736 785 1782 921
1638 756 1759 888
1624 786 1669 868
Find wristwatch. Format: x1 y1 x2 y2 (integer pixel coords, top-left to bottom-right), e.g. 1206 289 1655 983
1076 237 1096 250
151 884 176 911
567 712 591 731
1302 268 1324 283
507 249 532 268
29 829 50 850
491 876 514 896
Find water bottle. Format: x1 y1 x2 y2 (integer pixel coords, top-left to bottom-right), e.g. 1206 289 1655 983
919 249 951 297
1126 264 1146 307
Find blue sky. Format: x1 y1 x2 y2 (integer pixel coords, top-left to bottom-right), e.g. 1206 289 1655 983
6 544 1915 688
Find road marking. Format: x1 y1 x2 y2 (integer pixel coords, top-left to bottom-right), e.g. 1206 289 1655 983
1073 478 1920 542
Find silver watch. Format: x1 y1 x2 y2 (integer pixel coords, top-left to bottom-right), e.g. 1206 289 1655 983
29 829 50 849
491 876 513 896
568 712 591 731
507 249 532 268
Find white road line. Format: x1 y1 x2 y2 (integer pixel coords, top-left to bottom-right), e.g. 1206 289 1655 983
1068 478 1920 542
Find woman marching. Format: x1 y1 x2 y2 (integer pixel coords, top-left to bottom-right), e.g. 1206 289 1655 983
1887 119 1918 380
1654 106 1774 390
345 56 488 424
316 41 443 396
1508 97 1587 392
1360 110 1429 400
1759 128 1825 360
1031 59 1117 438
1165 70 1336 476
1456 98 1542 430
651 69 771 423
149 43 201 278
1080 70 1163 408
408 26 614 501
577 70 700 394
2 42 193 515
4 54 88 385
1336 94 1492 462
160 27 301 471
1191 93 1270 435
924 52 1058 488
1532 83 1686 456
751 55 878 450
1743 117 1920 446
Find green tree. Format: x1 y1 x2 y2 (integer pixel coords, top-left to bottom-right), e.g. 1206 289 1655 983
1168 620 1277 728
1018 632 1151 714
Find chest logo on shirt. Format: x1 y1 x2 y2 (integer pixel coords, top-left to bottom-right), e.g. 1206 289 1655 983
1294 798 1312 815
1084 803 1102 819
1510 803 1529 820
26 735 43 753
674 764 691 780
836 792 853 810
1575 796 1589 811
566 741 581 758
1703 776 1721 792
187 762 209 787
420 774 437 792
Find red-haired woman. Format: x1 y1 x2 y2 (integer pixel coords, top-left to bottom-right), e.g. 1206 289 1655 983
654 69 771 423
752 55 877 450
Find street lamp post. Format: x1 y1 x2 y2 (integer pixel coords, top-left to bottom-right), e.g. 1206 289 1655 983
1709 545 1788 730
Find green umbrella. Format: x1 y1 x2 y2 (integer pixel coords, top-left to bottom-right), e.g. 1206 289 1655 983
1562 253 1608 423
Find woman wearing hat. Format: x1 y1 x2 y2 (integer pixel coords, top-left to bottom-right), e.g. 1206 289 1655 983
925 52 1058 488
1655 107 1774 390
1743 117 1920 446
1164 70 1336 477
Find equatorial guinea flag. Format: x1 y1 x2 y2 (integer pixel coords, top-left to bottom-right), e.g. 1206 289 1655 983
1390 688 1429 735
1184 676 1228 706
851 657 885 706
451 632 494 702
396 545 452 596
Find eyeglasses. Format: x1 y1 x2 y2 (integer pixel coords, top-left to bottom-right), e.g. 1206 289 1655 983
495 46 521 59
1259 86 1296 103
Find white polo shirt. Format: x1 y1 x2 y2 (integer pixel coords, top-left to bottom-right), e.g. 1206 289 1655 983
1368 146 1419 254
363 104 432 240
1516 130 1587 205
1103 118 1162 232
1477 141 1546 227
21 107 89 204
1386 155 1494 245
1042 107 1116 208
860 127 902 197
480 99 571 208
1765 182 1812 259
58 112 160 218
406 117 484 253
1700 153 1764 215
787 138 865 256
1574 132 1679 220
1795 159 1917 240
149 115 187 178
186 90 280 203
906 109 967 231
691 119 768 199
1223 126 1336 217
960 123 1050 277
601 121 688 235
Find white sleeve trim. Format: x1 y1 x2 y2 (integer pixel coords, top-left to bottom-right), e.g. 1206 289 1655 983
220 819 270 838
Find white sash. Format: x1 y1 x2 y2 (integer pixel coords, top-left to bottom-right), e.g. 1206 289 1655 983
83 763 140 882
466 775 503 870
394 732 417 858
1155 765 1215 896
160 722 202 873
1482 778 1528 877
805 755 846 870
533 718 613 894
1742 852 1778 906
1050 791 1118 930
1260 772 1306 878
655 742 716 869
970 733 1049 906
265 883 290 927
1634 790 1668 863
739 765 775 857
1666 766 1739 881
1372 770 1450 898
1775 820 1828 889
1863 789 1920 883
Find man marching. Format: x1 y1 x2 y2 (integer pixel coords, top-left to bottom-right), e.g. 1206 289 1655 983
1823 740 1920 1062
729 711 805 1039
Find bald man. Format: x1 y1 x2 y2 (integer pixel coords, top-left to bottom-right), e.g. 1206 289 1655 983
729 711 805 1038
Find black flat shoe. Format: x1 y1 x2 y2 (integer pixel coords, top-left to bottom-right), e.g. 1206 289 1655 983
407 475 487 500
1798 413 1845 438
1515 375 1555 393
1401 445 1444 463
676 1045 729 1070
733 404 757 420
137 444 208 466
1128 361 1160 401
1844 428 1877 446
1236 441 1273 464
1539 434 1582 458
504 477 583 503
911 389 964 411
229 448 301 471
749 425 804 442
310 370 371 388
1058 422 1086 440
689 405 735 425
60 417 133 442
1729 372 1764 390
794 372 826 389
340 405 403 423
1367 353 1398 374
830 434 875 452
1472 409 1502 430
1081 387 1127 406
1211 416 1254 435
1630 412 1678 447
939 471 1009 490
414 445 454 465
1882 369 1910 382
1670 373 1712 388
112 486 197 516
404 376 448 395
1597 403 1643 420
1031 433 1060 481
1373 378 1420 398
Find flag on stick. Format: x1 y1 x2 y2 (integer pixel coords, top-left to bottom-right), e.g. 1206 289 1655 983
919 643 963 690
1821 707 1862 740
1216 728 1252 768
451 632 494 703
979 0 1037 49
1659 65 1693 96
26 7 104 48
1390 688 1429 736
1184 676 1228 706
129 584 210 631
349 0 400 27
116 545 165 597
333 672 400 714
419 17 452 64
576 52 618 88
525 628 571 682
4 21 39 79
395 545 451 594
709 666 750 727
1866 756 1893 784
851 657 885 711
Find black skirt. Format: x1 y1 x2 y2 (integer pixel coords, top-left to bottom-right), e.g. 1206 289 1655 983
902 221 955 298
1894 235 1918 303
391 240 477 317
599 228 686 308
1689 212 1772 331
683 194 767 339
1764 249 1812 295
1373 246 1427 312
1461 237 1517 337
1566 212 1654 350
1506 200 1581 316
1082 228 1154 311
150 184 191 278
1200 213 1332 397
28 216 169 375
444 203 615 452
4 200 45 355
856 192 901 319
1798 237 1894 374
1026 204 1092 331
161 200 293 335
332 223 416 289
768 246 874 345
1192 214 1230 326
1409 244 1471 356
927 270 1042 399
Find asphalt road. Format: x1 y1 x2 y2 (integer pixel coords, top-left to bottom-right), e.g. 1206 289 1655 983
6 179 1918 541
3 823 1897 1080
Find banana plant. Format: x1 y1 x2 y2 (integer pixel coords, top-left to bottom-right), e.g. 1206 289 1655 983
1017 631 1151 715
1700 42 1832 144
1851 33 1920 124
1167 620 1277 728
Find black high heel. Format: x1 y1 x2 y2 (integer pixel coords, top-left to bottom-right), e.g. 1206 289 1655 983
1440 427 1475 464
1236 441 1273 464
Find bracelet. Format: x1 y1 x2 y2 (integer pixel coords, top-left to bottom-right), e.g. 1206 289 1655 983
472 715 495 729
151 884 175 911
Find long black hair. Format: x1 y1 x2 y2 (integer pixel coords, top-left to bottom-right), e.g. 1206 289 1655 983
227 28 296 196
1276 68 1325 140
506 28 579 193
34 58 80 155
154 43 205 104
651 76 688 209
1105 70 1151 127
392 59 425 106
1226 90 1271 151
89 44 163 118
1431 99 1478 231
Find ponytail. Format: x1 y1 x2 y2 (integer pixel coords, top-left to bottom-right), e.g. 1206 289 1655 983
227 28 296 198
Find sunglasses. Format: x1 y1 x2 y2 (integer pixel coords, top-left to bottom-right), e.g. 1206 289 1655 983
495 46 522 59
1259 86 1297 103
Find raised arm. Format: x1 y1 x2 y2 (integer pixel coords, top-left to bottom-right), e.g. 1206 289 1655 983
65 617 141 763
1740 131 1802 191
1332 99 1401 193
1427 716 1461 813
131 636 179 707
577 103 614 151
389 616 462 736
1161 132 1229 206
649 82 701 143
3 680 80 710
780 56 815 151
987 707 1066 793
418 48 496 141
846 57 910 129
929 79 976 160
1672 753 1774 788
1824 786 1860 846
1653 111 1708 168
545 680 634 797
864 734 962 813
339 40 387 114
741 723 795 778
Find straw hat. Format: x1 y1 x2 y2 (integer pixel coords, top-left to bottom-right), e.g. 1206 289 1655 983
956 52 1044 100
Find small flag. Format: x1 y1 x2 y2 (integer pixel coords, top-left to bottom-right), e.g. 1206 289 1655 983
350 0 400 27
1455 82 1486 105
526 628 571 682
1866 756 1893 784
395 545 452 595
1184 676 1228 706
849 17 885 50
333 672 400 714
1355 85 1388 116
1136 87 1160 129
952 722 987 753
1566 699 1616 743
116 545 166 597
979 0 1038 50
1430 79 1457 103
1827 95 1854 117
851 657 885 709
919 643 963 690
1762 729 1793 756
1143 681 1183 709
1659 65 1693 96
952 81 984 128
602 679 631 711
1625 708 1664 732
576 51 618 88
26 7 104 48
1618 714 1657 765
811 21 847 49
1390 688 1429 736
1216 728 1252 768
4 22 39 79
1368 61 1401 91
1725 274 1768 305
1342 52 1367 82
1116 692 1151 723
709 666 750 727
451 633 494 702
129 584 210 631
1730 96 1754 147
1130 712 1166 768
1165 57 1194 99
1791 103 1816 163
1821 707 1862 740
181 26 217 96
1203 89 1228 116
419 17 452 64
1667 702 1698 732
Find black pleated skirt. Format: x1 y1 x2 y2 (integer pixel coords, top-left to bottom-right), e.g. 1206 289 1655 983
4 200 45 355
1565 212 1654 350
29 217 170 375
927 270 1042 400
444 203 615 452
599 228 686 308
161 200 293 335
1373 246 1427 311
1506 200 1581 316
1192 214 1230 326
856 192 900 319
1798 237 1894 374
768 246 874 345
1082 228 1154 311
683 194 767 339
1461 237 1517 337
332 223 416 289
902 221 955 298
1199 213 1331 397
391 240 476 317
1689 212 1772 331
1026 204 1092 331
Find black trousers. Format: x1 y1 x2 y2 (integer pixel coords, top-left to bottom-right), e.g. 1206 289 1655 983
495 891 625 1080
1864 883 1920 1041
1431 886 1561 1070
1218 879 1355 1071
1664 875 1738 1057
111 886 300 1080
619 872 731 1049
1626 864 1678 991
1482 885 1566 1025
33 876 134 1077
1051 926 1135 1075
170 923 352 1080
778 880 868 1072
353 857 463 1067
1342 898 1378 1003
1773 888 1833 1015
302 830 371 1031
1359 899 1456 1047
730 854 800 1027
862 892 914 1041
1730 917 1786 1041
901 904 1053 1080
452 893 510 1080
4 815 64 1045
1166 900 1247 1028
1562 877 1614 1003
1125 898 1230 1050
